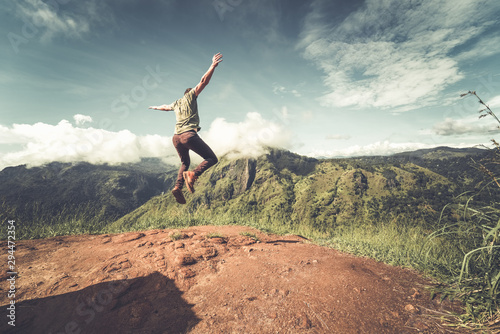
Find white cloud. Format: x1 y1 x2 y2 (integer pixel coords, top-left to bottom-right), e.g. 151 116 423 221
0 119 175 170
326 134 351 140
432 117 499 136
272 84 286 95
73 114 92 126
487 95 500 109
204 112 292 160
0 112 292 170
457 35 500 61
272 83 301 97
15 0 109 42
301 110 314 121
298 0 500 111
307 141 452 158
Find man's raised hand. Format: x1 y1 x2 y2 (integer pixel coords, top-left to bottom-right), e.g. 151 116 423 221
212 53 223 67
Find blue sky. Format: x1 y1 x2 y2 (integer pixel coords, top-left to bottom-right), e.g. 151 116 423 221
1 0 500 169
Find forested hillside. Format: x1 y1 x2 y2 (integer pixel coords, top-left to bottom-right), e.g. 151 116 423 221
0 147 492 239
110 147 492 234
0 159 175 237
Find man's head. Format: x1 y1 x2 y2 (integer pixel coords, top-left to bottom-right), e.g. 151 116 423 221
184 88 192 95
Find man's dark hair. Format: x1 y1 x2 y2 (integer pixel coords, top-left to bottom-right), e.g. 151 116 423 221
184 88 192 95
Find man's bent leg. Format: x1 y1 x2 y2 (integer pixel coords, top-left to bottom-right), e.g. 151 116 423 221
182 133 218 193
187 134 218 177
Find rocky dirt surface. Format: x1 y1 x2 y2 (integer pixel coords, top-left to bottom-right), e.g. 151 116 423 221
1 225 468 333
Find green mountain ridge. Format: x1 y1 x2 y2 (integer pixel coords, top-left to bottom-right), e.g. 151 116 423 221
0 147 492 239
110 147 491 235
0 159 177 238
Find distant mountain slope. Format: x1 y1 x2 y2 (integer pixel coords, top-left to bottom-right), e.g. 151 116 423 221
0 159 176 237
394 146 487 160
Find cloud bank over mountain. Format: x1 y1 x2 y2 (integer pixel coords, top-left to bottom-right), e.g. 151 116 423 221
0 112 292 170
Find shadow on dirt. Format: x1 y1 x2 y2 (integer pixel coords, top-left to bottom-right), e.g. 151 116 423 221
1 272 199 334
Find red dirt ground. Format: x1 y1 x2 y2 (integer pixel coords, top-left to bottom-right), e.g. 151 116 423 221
1 225 469 333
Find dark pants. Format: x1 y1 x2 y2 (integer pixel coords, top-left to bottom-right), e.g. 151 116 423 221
172 130 218 189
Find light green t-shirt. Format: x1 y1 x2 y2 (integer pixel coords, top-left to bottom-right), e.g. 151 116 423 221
170 89 201 134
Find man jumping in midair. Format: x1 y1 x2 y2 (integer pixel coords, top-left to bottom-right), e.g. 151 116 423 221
149 53 223 204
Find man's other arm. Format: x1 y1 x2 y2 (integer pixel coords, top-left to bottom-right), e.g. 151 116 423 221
149 104 173 111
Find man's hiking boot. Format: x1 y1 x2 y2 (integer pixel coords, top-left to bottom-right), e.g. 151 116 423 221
183 171 197 193
171 187 186 204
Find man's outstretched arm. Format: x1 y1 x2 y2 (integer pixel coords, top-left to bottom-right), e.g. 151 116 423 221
149 104 173 111
194 53 223 96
